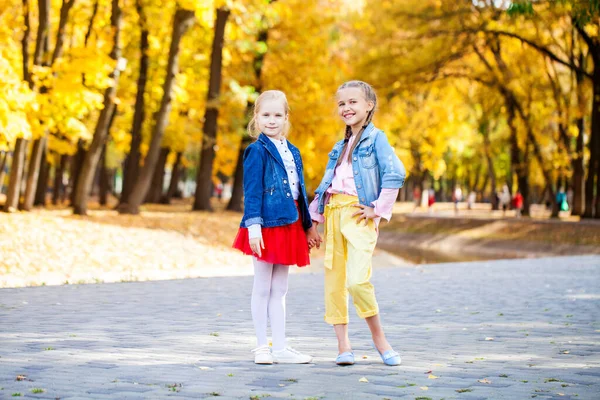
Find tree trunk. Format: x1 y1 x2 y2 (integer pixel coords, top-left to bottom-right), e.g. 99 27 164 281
34 149 49 206
51 0 76 65
99 143 109 206
53 153 68 205
146 147 169 203
226 12 269 212
22 0 32 86
193 7 230 211
69 140 85 204
73 0 123 215
482 122 498 210
162 151 182 204
571 56 586 216
120 0 149 205
33 0 50 69
118 8 195 214
21 137 46 210
4 139 28 212
227 134 252 212
84 0 98 46
0 151 7 194
583 67 600 218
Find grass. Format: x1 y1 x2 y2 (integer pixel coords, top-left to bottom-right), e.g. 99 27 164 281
30 388 45 394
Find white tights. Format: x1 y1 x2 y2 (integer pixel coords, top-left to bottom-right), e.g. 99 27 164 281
251 258 289 351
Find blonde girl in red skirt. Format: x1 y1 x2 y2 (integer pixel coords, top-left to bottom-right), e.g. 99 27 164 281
233 90 322 364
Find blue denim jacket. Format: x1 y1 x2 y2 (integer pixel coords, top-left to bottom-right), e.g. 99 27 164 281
314 123 406 214
240 133 312 230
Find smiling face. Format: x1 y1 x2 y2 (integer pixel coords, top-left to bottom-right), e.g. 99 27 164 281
337 87 374 131
256 98 288 140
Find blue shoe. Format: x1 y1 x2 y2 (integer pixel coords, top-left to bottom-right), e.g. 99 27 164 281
374 345 402 366
336 351 355 365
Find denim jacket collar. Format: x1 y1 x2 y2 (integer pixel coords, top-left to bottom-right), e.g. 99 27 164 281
337 122 377 149
257 133 286 170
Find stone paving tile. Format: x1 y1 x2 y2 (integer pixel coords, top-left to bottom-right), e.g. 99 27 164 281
0 255 599 399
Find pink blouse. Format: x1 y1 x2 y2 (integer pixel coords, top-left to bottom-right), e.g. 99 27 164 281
309 134 399 225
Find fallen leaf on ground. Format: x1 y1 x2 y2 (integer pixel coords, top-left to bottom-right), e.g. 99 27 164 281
428 374 438 379
420 386 429 391
478 379 491 384
359 377 369 383
485 337 494 341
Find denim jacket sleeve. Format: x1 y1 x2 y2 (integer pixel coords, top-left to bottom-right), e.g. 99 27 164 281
243 144 265 227
374 131 406 189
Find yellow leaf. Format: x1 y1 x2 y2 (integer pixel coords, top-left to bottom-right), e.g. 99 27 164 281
478 379 491 384
428 374 439 379
359 377 369 383
420 386 428 391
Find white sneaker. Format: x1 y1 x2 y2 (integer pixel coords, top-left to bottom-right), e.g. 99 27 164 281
252 345 273 364
272 347 312 364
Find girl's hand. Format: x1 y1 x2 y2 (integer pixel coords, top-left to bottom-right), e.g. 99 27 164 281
249 237 264 257
352 204 377 226
307 225 322 249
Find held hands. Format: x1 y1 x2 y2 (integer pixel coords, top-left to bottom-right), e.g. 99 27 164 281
249 236 265 257
352 203 377 226
307 224 323 250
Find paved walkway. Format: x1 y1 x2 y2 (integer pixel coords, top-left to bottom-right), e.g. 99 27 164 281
1 256 599 399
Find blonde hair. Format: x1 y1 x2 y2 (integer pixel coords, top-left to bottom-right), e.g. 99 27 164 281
247 90 291 138
336 80 378 165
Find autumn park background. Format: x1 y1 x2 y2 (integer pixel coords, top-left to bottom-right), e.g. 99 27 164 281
1 0 600 288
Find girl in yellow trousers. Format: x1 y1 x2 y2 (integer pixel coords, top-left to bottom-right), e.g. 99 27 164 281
309 80 406 366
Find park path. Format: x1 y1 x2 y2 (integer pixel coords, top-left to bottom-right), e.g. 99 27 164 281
0 255 599 399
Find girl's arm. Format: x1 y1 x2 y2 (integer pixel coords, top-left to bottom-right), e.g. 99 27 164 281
309 194 325 225
374 131 406 189
371 188 399 221
242 145 265 227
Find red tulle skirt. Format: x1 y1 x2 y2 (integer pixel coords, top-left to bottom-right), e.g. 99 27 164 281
232 216 310 267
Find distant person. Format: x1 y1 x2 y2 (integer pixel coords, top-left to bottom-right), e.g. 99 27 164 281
467 190 476 210
428 188 436 214
452 185 463 214
512 190 524 218
412 186 421 212
499 185 511 215
557 187 569 212
232 90 319 364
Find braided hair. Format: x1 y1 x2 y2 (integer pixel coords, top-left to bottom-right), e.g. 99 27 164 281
336 80 377 166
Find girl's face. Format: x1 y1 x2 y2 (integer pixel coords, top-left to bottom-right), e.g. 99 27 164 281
256 98 288 140
337 87 374 130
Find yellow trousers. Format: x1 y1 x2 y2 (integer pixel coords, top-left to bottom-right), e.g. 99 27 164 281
323 194 379 325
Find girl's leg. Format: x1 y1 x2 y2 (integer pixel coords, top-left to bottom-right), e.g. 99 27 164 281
268 264 289 351
366 314 393 354
251 258 274 347
333 324 352 354
341 210 393 354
